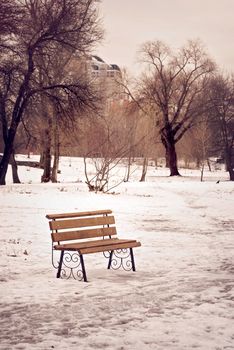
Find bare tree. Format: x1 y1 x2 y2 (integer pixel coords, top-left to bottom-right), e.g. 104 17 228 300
209 75 234 180
136 39 215 176
193 116 213 181
0 0 103 185
81 100 155 191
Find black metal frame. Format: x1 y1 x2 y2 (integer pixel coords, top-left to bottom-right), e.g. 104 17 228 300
53 247 136 282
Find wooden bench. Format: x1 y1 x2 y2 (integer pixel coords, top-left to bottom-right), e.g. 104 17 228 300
46 209 141 282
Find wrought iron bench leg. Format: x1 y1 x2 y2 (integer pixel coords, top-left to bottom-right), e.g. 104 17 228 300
57 250 64 278
107 251 114 269
106 248 136 271
130 248 136 271
80 254 87 282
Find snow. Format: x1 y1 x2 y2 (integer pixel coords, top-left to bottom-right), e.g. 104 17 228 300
0 156 234 350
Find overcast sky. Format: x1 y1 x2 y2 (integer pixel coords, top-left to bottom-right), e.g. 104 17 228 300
96 0 234 75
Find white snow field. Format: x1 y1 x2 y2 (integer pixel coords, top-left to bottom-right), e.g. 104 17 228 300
0 156 234 350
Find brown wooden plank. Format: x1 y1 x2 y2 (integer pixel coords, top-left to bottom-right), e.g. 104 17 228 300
54 238 122 250
46 209 112 220
54 238 138 250
52 227 117 242
49 215 115 231
54 239 141 253
80 241 141 254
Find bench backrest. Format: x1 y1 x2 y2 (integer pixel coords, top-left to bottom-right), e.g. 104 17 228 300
46 209 117 244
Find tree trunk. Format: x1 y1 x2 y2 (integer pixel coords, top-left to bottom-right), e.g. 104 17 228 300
200 163 205 182
207 159 211 172
11 152 21 183
168 144 180 176
125 155 131 182
165 148 169 168
51 113 59 183
229 169 234 181
39 152 44 168
155 158 158 168
0 152 10 185
51 141 60 183
162 134 180 176
225 147 234 181
41 149 51 182
196 158 201 169
140 157 148 182
41 127 52 183
161 127 180 176
0 126 18 185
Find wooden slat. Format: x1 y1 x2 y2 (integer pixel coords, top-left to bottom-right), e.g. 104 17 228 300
46 209 112 220
54 238 140 251
51 227 117 242
49 215 115 231
54 238 120 250
80 241 141 255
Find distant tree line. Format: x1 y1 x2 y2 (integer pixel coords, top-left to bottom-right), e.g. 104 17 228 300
0 1 233 185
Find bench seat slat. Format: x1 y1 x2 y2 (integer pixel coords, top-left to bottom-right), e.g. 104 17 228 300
54 238 140 252
80 241 141 255
46 209 112 220
50 215 115 230
52 227 117 242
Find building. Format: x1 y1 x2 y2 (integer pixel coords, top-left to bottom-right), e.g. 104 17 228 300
86 55 125 102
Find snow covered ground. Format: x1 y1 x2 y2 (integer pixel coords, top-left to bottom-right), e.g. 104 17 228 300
0 156 234 350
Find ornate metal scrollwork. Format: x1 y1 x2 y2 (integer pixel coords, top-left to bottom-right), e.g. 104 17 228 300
60 252 84 280
103 250 112 259
106 248 134 271
52 249 85 281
